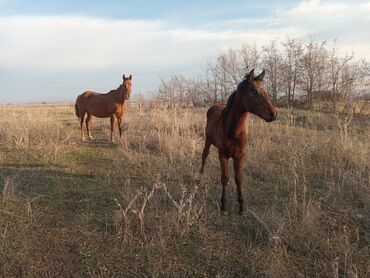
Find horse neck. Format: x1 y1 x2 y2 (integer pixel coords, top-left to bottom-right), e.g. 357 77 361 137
226 101 249 138
111 87 126 104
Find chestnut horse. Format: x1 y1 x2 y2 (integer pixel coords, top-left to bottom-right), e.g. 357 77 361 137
75 74 132 141
199 69 277 214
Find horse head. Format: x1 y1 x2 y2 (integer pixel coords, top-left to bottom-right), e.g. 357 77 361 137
236 69 277 122
122 74 133 100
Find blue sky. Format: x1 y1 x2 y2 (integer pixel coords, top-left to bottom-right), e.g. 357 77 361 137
0 1 286 22
0 0 369 103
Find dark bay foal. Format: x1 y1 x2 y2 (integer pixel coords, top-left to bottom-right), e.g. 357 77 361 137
200 69 277 214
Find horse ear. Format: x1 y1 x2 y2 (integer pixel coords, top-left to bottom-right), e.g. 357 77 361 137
246 69 255 82
129 74 132 80
255 69 265 81
123 74 126 80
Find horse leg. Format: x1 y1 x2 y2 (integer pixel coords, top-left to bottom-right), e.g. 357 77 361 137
219 154 229 212
117 115 123 138
199 138 211 174
79 111 86 141
85 113 93 140
110 115 115 142
233 156 244 214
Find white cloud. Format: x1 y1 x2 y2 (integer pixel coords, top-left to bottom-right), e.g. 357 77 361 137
281 0 370 59
285 0 348 19
0 16 166 71
0 15 274 74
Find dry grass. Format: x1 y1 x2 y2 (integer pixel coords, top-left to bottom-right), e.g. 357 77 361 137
0 104 369 277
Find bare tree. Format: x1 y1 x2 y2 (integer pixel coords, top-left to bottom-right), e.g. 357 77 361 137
184 77 206 107
262 39 283 104
222 48 245 87
328 41 354 111
203 59 221 103
216 54 231 101
281 38 303 107
239 43 260 73
158 74 189 107
356 60 370 99
153 37 369 110
299 40 328 109
204 50 244 103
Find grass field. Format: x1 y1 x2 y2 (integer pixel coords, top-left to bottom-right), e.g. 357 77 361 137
0 104 369 277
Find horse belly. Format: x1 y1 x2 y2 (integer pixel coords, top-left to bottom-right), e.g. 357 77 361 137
87 99 115 118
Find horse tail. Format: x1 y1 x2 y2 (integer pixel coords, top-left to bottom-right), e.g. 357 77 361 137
75 102 80 118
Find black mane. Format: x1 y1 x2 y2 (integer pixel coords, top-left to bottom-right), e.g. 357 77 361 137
221 76 251 117
221 91 236 117
106 84 122 94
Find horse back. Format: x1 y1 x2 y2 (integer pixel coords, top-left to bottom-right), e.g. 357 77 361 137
76 91 101 103
78 91 102 99
206 102 226 120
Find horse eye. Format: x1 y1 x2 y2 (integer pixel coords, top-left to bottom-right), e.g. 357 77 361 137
251 90 259 96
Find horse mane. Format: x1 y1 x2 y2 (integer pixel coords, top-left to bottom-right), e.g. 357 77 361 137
106 84 123 95
115 84 122 92
221 76 251 117
221 91 236 117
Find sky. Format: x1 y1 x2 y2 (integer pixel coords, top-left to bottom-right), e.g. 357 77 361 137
0 0 369 103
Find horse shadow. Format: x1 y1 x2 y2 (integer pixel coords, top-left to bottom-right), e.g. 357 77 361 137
0 163 99 192
0 162 117 232
81 138 118 149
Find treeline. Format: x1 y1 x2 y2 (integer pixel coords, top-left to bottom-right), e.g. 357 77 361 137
152 38 370 111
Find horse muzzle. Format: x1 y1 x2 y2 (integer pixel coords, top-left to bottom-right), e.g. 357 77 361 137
266 111 277 122
272 111 277 121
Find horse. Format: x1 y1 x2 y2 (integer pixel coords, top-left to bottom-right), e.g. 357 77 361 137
199 69 277 214
75 74 132 142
